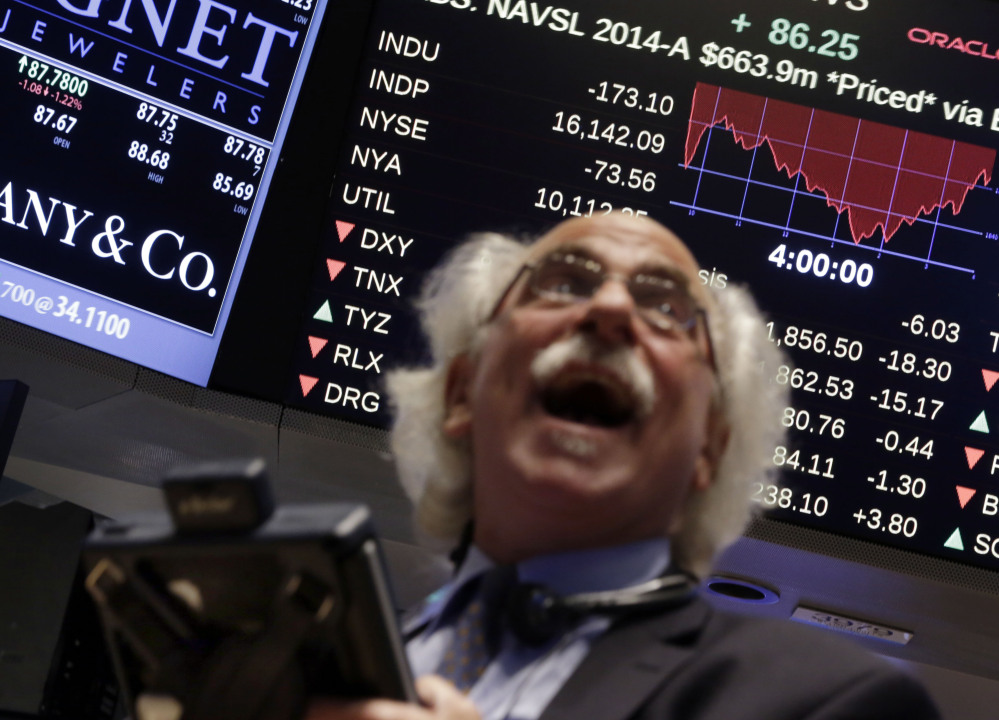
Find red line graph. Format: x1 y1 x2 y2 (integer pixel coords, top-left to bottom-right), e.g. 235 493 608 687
684 83 996 244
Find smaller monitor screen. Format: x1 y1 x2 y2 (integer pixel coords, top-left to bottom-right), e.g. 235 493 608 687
0 0 329 384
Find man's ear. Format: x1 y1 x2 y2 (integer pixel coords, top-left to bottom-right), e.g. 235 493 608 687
441 353 475 439
692 409 730 493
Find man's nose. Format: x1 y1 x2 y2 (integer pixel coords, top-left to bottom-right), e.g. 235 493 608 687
578 279 638 344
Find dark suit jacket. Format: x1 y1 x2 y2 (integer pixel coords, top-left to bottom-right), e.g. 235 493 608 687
539 597 941 720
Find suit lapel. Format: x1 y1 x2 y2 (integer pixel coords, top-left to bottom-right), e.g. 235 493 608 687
538 597 712 720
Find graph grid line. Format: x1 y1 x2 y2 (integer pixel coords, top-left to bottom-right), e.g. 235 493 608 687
675 83 996 273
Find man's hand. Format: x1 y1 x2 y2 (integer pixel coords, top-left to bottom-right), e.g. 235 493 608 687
305 676 480 720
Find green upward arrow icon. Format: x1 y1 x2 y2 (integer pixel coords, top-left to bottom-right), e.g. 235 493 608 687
970 411 990 434
944 528 964 551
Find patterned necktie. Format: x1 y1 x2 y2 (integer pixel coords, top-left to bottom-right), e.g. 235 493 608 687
437 566 514 692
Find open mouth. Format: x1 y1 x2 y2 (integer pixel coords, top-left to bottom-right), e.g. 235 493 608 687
539 372 637 429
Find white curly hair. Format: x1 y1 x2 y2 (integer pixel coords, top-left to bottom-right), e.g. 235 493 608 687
385 220 788 577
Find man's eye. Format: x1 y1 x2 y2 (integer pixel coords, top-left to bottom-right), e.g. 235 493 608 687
541 272 589 296
634 277 680 299
632 285 671 305
650 299 680 317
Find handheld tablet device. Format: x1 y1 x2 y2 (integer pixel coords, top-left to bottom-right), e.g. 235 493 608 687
82 461 417 720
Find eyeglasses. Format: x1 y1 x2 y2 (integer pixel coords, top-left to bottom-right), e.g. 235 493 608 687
505 250 707 335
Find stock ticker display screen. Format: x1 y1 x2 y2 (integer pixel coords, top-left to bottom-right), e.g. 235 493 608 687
7 0 999 571
286 0 999 572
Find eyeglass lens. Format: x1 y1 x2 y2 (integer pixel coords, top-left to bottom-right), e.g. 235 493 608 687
530 252 697 330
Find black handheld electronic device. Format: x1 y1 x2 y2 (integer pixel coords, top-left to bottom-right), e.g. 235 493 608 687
82 460 417 720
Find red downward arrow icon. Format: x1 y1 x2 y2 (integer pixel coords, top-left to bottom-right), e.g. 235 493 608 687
327 259 346 281
308 336 328 358
299 375 319 397
335 220 355 242
956 486 977 509
965 446 985 470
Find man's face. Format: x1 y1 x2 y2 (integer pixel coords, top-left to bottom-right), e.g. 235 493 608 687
442 214 723 562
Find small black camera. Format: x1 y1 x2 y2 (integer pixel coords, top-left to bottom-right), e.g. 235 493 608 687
161 457 274 534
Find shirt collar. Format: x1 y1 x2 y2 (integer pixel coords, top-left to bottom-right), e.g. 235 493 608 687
406 538 673 633
516 538 672 595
